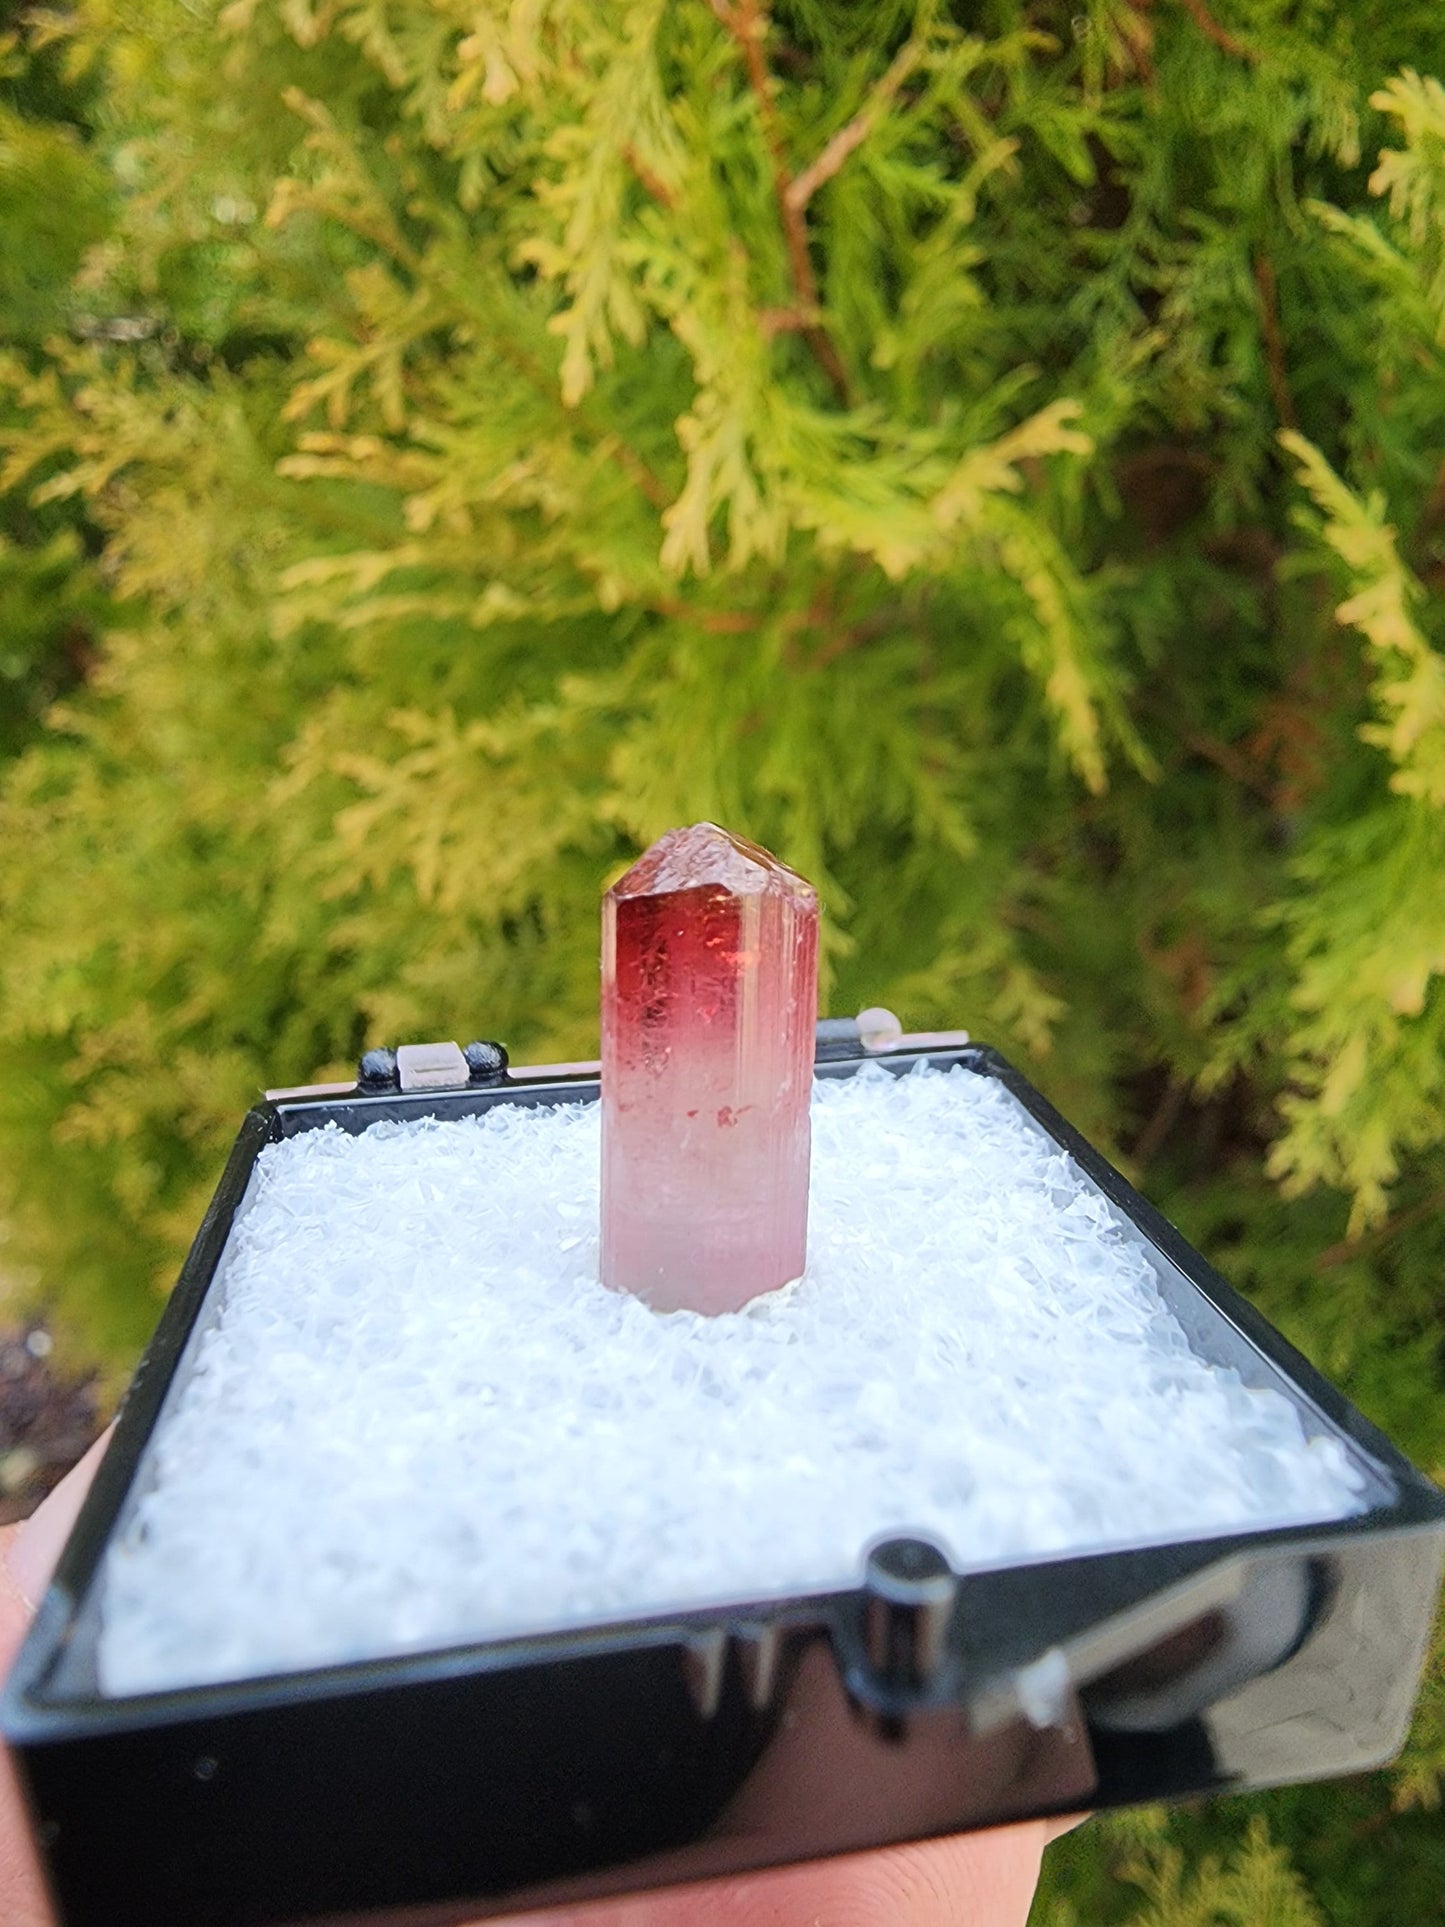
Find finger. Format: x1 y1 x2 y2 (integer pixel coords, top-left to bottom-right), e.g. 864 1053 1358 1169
0 1532 59 1926
6 1427 114 1611
0 1431 112 1927
496 1819 1049 1927
1043 1811 1091 1843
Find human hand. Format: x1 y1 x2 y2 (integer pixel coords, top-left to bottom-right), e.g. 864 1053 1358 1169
0 1444 1074 1927
492 1822 1058 1925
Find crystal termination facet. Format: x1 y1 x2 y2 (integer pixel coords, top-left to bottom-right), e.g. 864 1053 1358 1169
601 823 820 1314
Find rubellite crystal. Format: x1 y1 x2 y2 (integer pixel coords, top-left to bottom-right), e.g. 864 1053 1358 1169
601 823 820 1314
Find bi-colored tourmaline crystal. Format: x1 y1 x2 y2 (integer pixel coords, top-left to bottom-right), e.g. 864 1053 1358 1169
601 823 820 1314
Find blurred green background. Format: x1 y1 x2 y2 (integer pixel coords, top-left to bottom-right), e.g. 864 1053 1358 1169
1 0 1443 1919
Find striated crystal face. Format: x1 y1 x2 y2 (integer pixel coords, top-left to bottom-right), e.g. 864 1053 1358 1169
601 823 820 1314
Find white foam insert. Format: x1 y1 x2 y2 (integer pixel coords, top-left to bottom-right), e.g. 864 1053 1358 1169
97 1065 1366 1695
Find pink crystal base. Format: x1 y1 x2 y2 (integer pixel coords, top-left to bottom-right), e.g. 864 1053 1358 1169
601 824 819 1314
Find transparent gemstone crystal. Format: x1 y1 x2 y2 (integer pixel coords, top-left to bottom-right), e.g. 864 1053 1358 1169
600 823 820 1314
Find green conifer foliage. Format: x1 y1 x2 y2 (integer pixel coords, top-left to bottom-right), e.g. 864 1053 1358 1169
0 25 112 757
1 2 1444 1918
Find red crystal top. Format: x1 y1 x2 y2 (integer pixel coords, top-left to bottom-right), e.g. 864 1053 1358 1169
608 823 817 905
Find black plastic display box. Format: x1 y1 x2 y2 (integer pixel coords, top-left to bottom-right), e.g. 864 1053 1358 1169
4 1039 1443 1927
